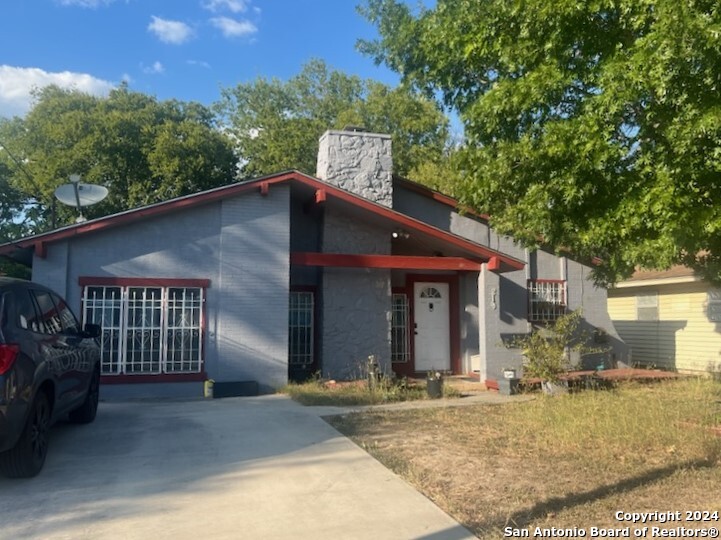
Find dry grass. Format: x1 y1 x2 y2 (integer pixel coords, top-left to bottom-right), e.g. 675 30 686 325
281 377 460 406
328 378 721 538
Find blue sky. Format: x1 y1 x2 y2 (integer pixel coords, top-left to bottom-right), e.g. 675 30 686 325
0 0 407 119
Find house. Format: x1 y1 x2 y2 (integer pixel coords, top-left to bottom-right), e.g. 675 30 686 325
608 266 721 375
0 128 628 398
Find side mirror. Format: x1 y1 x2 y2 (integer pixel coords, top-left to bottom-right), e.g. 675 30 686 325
83 323 102 339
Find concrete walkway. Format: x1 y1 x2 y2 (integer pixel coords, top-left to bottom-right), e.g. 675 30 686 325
0 395 478 540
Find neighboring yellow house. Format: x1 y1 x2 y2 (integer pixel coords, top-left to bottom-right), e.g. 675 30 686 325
607 266 721 374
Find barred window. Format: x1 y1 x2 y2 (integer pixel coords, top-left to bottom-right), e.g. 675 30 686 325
528 280 566 322
391 293 409 363
82 285 204 375
289 291 314 365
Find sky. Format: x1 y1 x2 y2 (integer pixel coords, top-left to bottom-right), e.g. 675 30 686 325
0 0 407 119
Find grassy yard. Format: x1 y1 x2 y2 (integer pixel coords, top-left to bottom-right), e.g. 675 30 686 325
327 378 721 539
281 377 460 406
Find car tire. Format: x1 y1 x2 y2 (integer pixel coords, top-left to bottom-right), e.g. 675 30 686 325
68 367 100 424
0 391 51 478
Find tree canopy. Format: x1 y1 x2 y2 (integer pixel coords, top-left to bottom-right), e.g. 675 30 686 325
361 0 721 283
0 84 236 235
217 59 455 189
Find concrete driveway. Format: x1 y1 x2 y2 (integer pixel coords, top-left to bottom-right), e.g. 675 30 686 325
0 395 474 540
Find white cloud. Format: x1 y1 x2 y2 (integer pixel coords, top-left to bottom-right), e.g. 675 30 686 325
202 0 248 13
210 16 257 38
187 60 211 69
0 66 115 118
148 16 194 45
142 61 165 74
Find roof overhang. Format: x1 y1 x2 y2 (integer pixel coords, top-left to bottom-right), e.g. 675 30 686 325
0 171 524 273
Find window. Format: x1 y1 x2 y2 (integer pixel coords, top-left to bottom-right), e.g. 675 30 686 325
528 280 566 322
708 289 721 322
32 291 63 334
82 285 204 375
419 287 442 299
391 293 409 363
637 292 659 321
289 291 314 365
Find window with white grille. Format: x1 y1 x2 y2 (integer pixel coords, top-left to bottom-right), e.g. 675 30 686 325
289 291 314 365
82 285 203 375
528 280 566 322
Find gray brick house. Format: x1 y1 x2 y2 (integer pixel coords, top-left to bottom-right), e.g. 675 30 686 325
0 129 627 398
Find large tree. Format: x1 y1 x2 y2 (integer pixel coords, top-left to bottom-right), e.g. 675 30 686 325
217 59 454 188
0 84 237 232
361 0 721 283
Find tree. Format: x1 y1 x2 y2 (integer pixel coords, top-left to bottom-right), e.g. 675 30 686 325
216 59 452 183
0 84 237 232
360 0 721 284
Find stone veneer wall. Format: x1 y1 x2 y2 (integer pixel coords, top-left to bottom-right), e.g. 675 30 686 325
316 130 393 207
320 208 392 380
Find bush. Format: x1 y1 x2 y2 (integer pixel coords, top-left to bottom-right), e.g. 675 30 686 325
513 310 599 382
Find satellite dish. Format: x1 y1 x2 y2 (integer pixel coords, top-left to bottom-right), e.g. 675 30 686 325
54 174 109 223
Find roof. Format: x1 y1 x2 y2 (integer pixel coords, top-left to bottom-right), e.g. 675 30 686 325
0 170 525 273
613 265 701 289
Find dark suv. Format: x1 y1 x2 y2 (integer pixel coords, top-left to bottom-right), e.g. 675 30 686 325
0 278 101 478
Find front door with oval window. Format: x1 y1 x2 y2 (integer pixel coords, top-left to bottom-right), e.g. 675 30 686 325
413 282 450 371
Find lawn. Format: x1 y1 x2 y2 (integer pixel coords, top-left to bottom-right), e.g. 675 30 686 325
281 376 460 406
327 378 721 539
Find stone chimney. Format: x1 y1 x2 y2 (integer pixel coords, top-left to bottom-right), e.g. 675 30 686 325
316 128 393 207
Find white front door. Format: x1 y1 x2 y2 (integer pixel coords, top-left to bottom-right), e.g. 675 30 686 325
413 282 450 372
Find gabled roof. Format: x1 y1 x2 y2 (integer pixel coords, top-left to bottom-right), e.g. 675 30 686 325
0 170 525 272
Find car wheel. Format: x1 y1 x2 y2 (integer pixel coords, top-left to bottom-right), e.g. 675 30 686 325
68 367 100 424
0 392 51 478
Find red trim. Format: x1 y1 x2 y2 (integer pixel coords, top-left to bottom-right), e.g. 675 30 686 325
403 274 461 376
101 372 207 384
487 256 501 272
0 171 523 272
79 277 211 287
291 253 482 271
35 241 46 259
315 189 327 204
259 181 269 196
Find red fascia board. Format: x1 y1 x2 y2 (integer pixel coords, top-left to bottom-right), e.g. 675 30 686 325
285 174 524 271
0 170 523 271
79 276 211 288
0 171 300 253
291 252 483 271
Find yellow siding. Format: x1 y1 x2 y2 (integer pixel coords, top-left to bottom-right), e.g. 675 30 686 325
608 282 721 373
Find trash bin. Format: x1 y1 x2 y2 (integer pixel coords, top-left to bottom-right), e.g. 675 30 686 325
426 378 443 399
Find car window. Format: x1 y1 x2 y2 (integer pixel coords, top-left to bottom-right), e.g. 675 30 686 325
16 290 42 332
31 290 63 335
50 293 80 334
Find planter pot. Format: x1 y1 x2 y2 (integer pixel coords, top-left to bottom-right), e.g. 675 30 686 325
497 378 520 396
426 378 443 399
